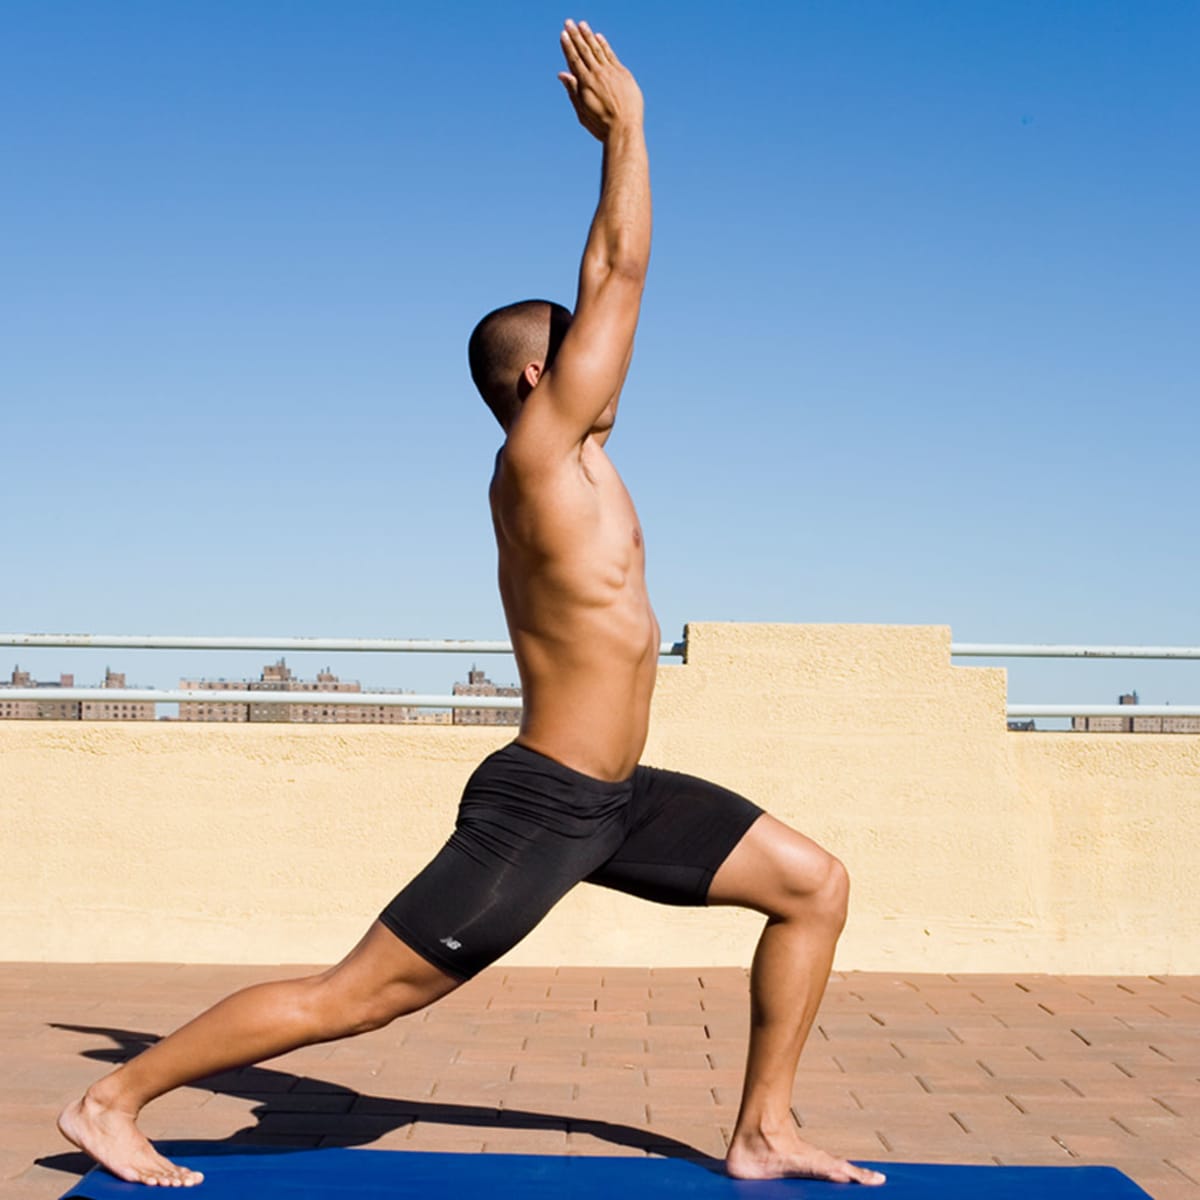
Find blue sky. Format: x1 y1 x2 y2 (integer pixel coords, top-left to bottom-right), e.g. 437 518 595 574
3 1 1197 708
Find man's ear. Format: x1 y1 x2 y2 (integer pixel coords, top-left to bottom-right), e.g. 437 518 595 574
517 361 543 401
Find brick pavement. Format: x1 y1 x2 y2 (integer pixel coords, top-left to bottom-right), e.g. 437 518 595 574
2 965 1197 1199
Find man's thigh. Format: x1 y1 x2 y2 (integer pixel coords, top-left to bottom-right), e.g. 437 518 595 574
585 765 764 906
379 745 631 979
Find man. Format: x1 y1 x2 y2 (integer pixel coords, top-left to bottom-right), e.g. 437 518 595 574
59 21 884 1189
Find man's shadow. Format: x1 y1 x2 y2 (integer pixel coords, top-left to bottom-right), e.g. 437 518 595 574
38 1023 718 1180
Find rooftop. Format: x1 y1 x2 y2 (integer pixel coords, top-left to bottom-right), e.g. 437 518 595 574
4 965 1197 1200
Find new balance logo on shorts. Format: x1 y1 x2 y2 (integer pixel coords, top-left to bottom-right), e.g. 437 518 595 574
439 936 463 951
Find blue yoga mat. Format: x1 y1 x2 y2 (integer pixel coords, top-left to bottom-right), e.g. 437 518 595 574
61 1146 1153 1199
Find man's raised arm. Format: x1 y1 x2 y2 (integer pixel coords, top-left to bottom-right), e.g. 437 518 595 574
512 21 650 456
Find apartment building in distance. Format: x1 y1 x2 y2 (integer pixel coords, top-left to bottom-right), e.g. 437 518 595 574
1073 691 1200 734
0 667 78 720
452 666 522 726
178 660 452 725
0 666 154 721
81 670 156 722
2 659 520 726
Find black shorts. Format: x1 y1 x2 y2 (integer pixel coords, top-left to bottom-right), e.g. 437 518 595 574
379 741 763 980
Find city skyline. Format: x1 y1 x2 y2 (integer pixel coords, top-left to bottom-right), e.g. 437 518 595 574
1 659 520 723
6 661 1195 733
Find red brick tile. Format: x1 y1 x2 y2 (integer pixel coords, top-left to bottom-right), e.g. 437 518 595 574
642 1123 728 1158
403 1125 487 1152
565 1132 647 1155
514 1062 643 1087
596 995 654 1012
481 1129 570 1153
551 968 606 984
646 1010 708 1027
427 1078 512 1105
518 1045 585 1066
581 1036 649 1056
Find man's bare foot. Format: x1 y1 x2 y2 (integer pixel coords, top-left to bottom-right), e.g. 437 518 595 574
58 1090 204 1188
726 1126 886 1186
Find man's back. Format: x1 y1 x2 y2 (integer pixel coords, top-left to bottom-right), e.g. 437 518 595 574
491 433 660 781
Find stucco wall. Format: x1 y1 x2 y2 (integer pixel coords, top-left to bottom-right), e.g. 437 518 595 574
2 623 1197 972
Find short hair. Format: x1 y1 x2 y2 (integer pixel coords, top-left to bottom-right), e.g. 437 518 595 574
468 299 572 428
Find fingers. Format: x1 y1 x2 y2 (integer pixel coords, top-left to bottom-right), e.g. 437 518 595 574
559 25 585 78
578 20 609 64
558 71 579 102
567 19 600 70
594 31 618 65
561 19 605 75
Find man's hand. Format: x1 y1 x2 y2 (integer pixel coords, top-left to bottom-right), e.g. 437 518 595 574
558 20 642 141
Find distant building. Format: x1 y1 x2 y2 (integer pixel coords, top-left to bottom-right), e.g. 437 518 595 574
82 669 155 722
1007 719 1036 732
0 666 78 720
247 660 363 723
176 675 250 723
452 666 521 726
1 665 152 721
179 660 451 725
1072 691 1200 734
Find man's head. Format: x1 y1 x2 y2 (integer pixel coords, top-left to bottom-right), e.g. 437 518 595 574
468 300 572 429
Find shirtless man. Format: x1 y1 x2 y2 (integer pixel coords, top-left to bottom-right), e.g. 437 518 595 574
58 21 884 1189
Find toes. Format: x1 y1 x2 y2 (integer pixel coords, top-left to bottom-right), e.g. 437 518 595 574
161 1162 204 1188
821 1156 871 1185
848 1162 887 1186
145 1151 190 1186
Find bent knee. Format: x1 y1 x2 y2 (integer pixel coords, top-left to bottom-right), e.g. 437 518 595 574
819 854 850 931
776 848 849 929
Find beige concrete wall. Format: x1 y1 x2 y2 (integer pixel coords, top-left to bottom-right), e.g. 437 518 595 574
2 623 1197 973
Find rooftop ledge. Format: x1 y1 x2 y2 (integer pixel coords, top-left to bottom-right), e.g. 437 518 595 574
2 624 1199 977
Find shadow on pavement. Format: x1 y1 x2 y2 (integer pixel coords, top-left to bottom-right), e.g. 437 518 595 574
37 1023 719 1180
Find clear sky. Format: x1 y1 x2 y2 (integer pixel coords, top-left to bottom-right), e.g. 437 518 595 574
3 0 1197 708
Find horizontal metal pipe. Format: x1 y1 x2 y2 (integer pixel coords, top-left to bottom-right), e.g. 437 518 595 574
5 691 1197 719
0 633 686 657
952 643 1200 660
1007 705 1200 718
0 688 522 709
5 634 1196 660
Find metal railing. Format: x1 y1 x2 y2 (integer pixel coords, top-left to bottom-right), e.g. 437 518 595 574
1006 704 1200 718
0 635 1196 719
0 687 520 710
0 633 684 712
948 642 1199 720
0 633 685 656
950 643 1200 661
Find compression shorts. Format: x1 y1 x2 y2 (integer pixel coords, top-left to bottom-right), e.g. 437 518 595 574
378 741 763 979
